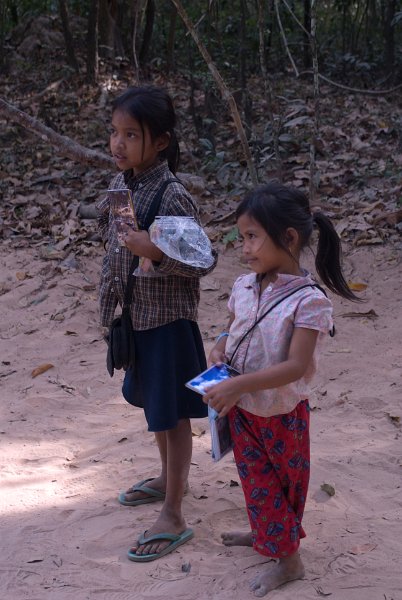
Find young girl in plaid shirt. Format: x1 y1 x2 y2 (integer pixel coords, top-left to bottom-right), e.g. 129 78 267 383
96 86 216 562
204 182 358 596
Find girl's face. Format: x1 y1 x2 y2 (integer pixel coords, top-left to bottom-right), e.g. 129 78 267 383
237 213 301 279
110 109 169 174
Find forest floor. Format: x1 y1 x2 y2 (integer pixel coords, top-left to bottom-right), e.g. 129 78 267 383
0 239 401 600
1 16 402 600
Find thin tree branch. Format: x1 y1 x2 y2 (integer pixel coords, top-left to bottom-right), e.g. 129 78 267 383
280 0 309 36
257 0 282 179
275 1 402 97
300 71 402 95
274 0 299 77
309 0 319 203
132 0 145 79
0 97 113 169
169 0 258 186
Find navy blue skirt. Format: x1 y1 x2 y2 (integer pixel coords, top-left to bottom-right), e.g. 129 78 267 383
122 319 208 432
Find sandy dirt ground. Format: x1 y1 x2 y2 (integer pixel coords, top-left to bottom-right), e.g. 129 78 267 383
0 235 401 600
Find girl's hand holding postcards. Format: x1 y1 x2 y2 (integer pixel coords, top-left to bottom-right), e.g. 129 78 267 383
208 348 227 367
203 377 242 418
186 363 238 461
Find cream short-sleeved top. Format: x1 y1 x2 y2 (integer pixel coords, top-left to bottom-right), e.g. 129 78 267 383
226 270 333 418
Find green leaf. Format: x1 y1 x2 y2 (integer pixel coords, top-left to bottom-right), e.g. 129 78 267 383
222 226 239 246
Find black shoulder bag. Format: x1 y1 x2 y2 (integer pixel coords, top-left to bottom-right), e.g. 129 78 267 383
227 283 335 367
106 178 179 377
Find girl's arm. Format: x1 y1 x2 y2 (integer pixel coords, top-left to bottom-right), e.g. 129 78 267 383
121 226 164 262
208 313 235 366
121 223 218 276
203 326 319 417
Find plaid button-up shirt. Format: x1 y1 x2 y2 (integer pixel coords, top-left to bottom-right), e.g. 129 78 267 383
96 161 218 330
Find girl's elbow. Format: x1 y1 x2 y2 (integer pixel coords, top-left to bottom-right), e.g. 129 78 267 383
292 362 309 381
282 359 308 384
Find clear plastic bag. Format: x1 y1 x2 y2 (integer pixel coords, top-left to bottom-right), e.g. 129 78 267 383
149 216 215 268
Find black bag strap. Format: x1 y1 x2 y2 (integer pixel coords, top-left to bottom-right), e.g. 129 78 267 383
122 178 180 309
228 283 333 366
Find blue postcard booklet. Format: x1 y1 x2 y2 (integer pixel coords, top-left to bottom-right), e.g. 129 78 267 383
186 363 239 461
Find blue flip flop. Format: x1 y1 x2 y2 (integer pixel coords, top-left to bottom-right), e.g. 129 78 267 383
127 528 194 562
118 478 166 507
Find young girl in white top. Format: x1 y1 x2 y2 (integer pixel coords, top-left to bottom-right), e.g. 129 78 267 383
204 182 358 597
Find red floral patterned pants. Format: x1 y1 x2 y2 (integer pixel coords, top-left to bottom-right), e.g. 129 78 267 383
228 400 310 558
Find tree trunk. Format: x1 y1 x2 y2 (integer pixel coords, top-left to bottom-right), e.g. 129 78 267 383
166 3 177 73
303 0 311 68
257 0 281 180
0 0 7 70
113 0 126 58
58 0 80 73
309 0 320 203
98 0 115 58
139 0 155 67
239 0 252 137
132 0 146 79
86 0 99 84
384 0 397 75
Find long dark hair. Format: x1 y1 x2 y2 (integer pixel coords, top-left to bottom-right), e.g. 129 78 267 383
111 85 180 173
236 181 359 301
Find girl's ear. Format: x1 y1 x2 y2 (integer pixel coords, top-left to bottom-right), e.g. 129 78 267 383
285 227 300 249
155 132 170 152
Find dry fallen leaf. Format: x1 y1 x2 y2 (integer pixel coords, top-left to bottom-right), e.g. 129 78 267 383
349 543 377 555
340 309 378 319
314 586 332 597
200 277 221 291
27 558 44 563
39 247 66 260
31 363 54 378
328 348 351 354
386 413 400 425
191 425 206 437
181 562 191 573
347 281 368 292
372 208 402 226
355 235 383 246
320 483 335 496
16 271 29 280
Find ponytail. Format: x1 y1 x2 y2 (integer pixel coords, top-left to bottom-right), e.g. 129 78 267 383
238 182 360 302
313 212 360 301
161 130 180 174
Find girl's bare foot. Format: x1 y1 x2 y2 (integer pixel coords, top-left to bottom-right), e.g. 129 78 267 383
221 531 253 547
250 551 305 597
